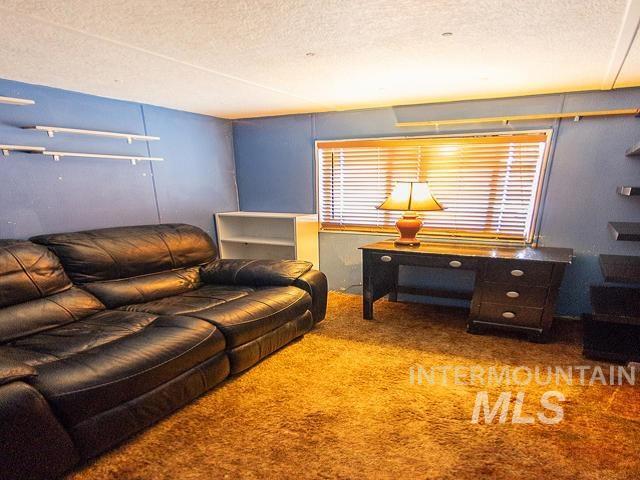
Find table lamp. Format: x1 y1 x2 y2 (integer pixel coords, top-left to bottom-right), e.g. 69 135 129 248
377 181 444 246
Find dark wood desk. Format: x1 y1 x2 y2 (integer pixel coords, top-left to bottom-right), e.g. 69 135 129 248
360 241 573 341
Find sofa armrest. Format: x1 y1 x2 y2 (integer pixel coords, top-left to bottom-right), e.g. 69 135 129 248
0 382 79 480
293 270 328 323
0 356 36 386
201 259 313 287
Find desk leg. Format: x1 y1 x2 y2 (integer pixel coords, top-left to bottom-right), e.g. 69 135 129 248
388 264 399 302
363 293 374 320
362 251 374 319
361 251 394 320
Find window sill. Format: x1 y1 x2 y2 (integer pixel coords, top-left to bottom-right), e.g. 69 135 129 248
318 229 531 248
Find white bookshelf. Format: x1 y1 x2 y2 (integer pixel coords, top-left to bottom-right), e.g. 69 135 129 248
215 211 319 267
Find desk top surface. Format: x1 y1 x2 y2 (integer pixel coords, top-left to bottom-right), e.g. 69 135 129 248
360 240 573 263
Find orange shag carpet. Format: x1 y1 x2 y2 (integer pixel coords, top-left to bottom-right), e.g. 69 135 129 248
69 292 640 480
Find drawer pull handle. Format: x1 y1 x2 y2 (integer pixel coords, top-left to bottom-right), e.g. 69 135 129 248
510 269 524 277
380 255 392 263
449 260 462 268
502 311 516 319
506 291 520 299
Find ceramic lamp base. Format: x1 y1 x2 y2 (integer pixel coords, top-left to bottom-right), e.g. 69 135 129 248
394 213 422 246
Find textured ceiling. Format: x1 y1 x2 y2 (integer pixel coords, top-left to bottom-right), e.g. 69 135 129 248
617 26 640 86
0 0 638 118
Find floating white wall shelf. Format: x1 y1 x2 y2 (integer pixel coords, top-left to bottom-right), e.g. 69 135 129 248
1 145 45 156
0 96 35 106
25 126 160 143
42 151 163 165
220 236 296 247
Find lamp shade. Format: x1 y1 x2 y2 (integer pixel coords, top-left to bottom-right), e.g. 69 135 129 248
377 181 444 212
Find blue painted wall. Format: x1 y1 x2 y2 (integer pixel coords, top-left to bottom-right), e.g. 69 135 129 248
234 114 315 213
233 88 640 316
0 78 237 239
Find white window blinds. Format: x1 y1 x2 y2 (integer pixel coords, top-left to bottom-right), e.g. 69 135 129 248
318 132 551 243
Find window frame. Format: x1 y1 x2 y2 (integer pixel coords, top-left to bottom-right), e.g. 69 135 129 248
314 129 554 246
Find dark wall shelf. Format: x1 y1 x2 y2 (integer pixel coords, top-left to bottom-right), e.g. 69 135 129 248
588 139 640 362
617 186 640 196
583 313 640 362
599 254 640 283
627 140 640 157
590 285 640 319
587 313 640 326
584 286 640 362
609 222 640 241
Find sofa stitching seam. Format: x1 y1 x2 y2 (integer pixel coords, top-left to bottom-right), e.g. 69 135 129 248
156 232 177 269
4 247 45 297
233 260 259 283
44 295 80 322
91 239 124 281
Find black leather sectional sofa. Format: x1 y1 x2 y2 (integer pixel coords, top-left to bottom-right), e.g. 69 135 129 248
0 223 327 480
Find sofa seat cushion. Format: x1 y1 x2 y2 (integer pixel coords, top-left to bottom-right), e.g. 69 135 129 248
4 311 225 427
227 310 314 374
118 284 255 315
122 285 311 348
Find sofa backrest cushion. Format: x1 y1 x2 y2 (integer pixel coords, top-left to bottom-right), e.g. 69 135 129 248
0 240 105 343
31 224 218 284
0 287 105 343
83 266 201 309
0 240 71 308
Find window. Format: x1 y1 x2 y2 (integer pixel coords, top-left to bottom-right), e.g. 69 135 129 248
317 131 551 244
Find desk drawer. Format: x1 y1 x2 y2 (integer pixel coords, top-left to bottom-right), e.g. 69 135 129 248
372 252 479 270
480 282 548 307
484 260 553 286
478 302 543 328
